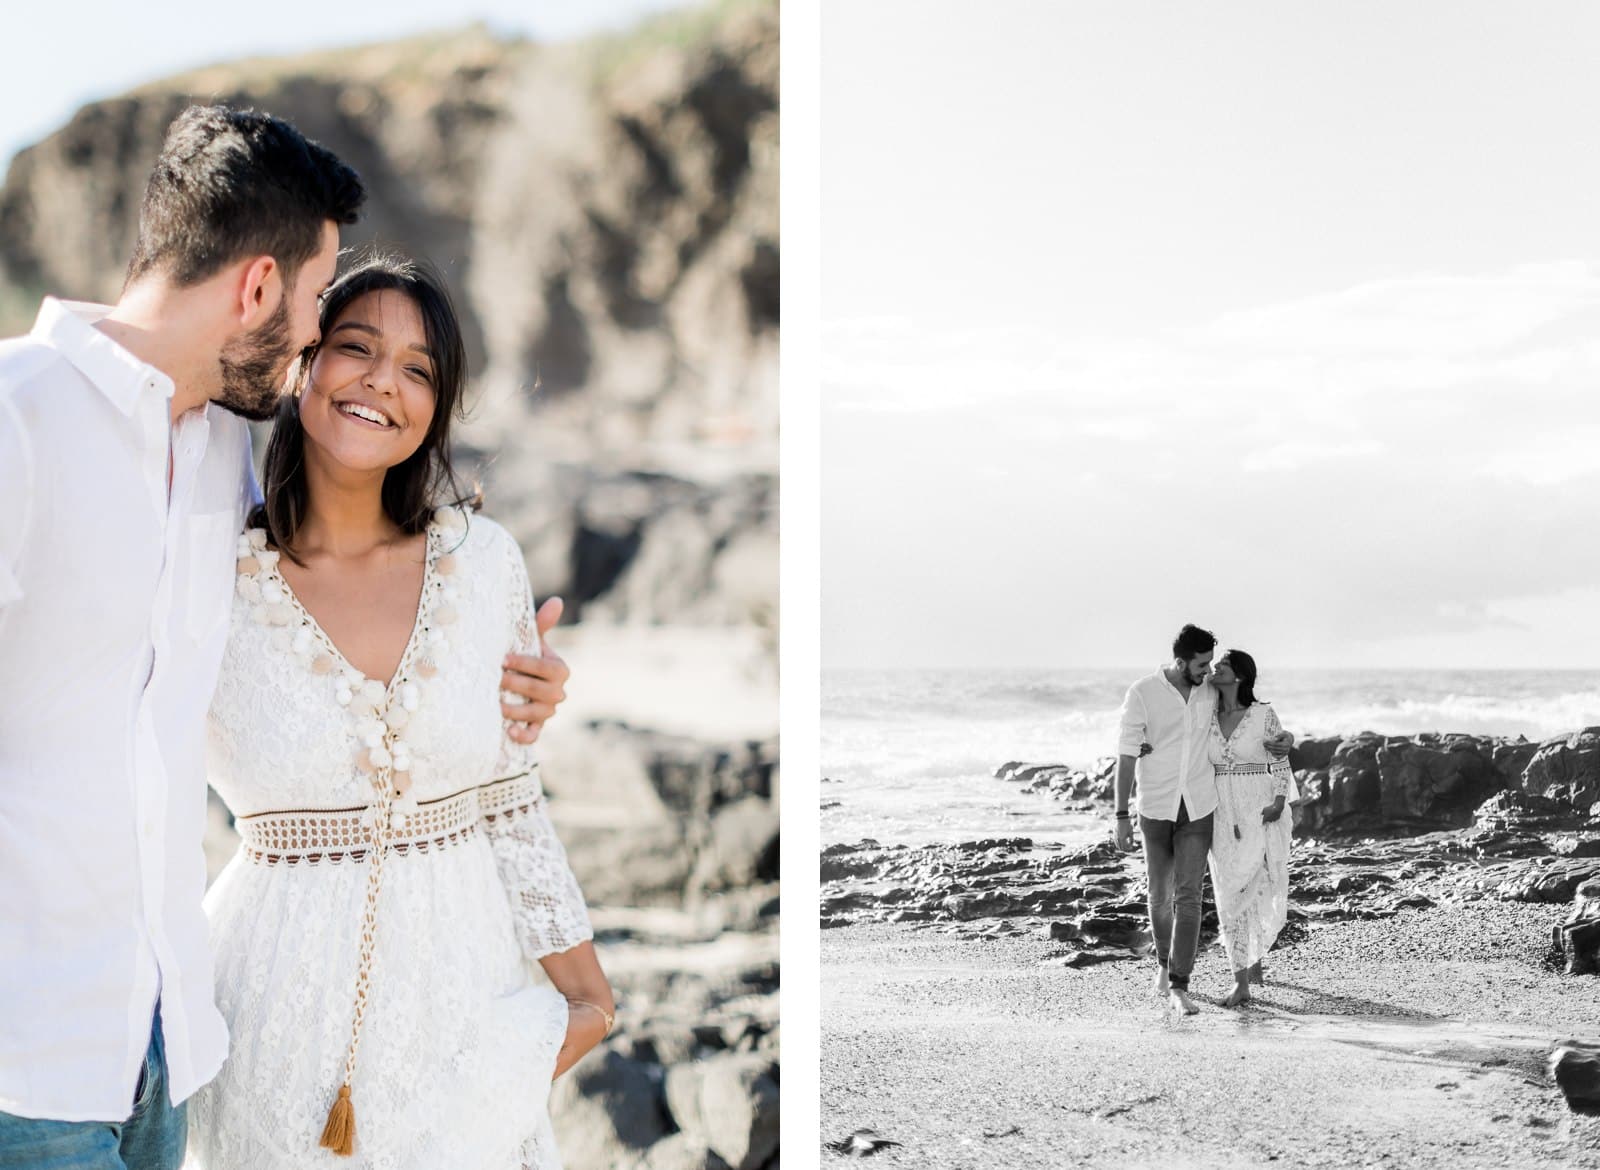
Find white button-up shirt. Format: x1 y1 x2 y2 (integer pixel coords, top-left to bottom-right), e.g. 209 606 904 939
1116 668 1219 822
0 299 252 1121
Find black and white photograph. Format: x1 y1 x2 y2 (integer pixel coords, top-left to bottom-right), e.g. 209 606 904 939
822 2 1600 1165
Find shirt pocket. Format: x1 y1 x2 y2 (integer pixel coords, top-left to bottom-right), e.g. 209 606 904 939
185 511 239 642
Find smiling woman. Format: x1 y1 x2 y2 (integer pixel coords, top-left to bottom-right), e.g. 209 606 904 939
306 291 439 460
254 254 472 562
186 251 615 1168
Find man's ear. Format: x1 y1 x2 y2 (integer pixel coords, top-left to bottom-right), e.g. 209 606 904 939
237 255 281 327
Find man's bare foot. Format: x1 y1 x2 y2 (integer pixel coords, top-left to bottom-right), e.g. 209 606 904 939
1168 988 1199 1016
1153 965 1170 994
1248 961 1264 985
1223 979 1252 1007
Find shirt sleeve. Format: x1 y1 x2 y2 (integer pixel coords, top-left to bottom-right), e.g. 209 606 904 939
0 398 34 606
245 448 264 510
1116 685 1147 758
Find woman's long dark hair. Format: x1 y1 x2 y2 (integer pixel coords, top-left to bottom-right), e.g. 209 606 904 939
249 252 474 561
1219 649 1262 708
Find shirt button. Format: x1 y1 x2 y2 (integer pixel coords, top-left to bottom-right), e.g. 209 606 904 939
143 821 155 838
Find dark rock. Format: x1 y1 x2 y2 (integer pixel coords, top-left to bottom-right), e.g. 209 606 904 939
1523 728 1600 810
1495 858 1600 904
638 1134 735 1170
1375 738 1501 826
551 1050 673 1168
1288 736 1340 773
1550 1042 1600 1114
1551 835 1600 859
1492 739 1541 785
692 795 778 895
1043 949 1124 969
1555 879 1600 974
1325 734 1387 822
824 1129 901 1157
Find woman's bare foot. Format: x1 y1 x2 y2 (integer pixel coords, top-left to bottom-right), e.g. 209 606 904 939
1153 964 1170 994
1223 977 1252 1007
1248 961 1264 986
1168 989 1199 1016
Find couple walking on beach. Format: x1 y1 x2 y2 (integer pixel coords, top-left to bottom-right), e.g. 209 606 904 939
0 106 614 1168
1114 624 1299 1015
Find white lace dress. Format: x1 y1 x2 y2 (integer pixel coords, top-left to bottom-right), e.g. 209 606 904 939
187 508 593 1170
1206 702 1298 972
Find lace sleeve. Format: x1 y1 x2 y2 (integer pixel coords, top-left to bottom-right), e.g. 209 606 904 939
1264 705 1284 739
488 525 541 782
480 524 594 959
1263 706 1294 798
480 779 594 960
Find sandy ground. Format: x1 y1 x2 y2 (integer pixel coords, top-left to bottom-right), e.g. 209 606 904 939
822 903 1600 1168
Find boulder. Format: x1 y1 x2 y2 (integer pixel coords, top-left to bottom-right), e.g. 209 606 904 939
1555 878 1600 975
633 1133 734 1170
665 1055 780 1170
1323 734 1387 823
1374 737 1502 826
691 795 779 895
550 1051 673 1168
1522 728 1600 810
1288 735 1340 773
1495 858 1600 904
1551 1042 1600 1114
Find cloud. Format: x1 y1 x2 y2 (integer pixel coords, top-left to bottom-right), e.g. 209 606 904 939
1193 261 1600 357
1239 440 1384 473
824 261 1600 666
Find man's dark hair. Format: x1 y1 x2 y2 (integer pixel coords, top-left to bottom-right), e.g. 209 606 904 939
125 105 365 289
1172 623 1217 661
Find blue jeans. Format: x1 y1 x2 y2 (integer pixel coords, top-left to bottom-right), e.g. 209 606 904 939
0 1003 187 1170
1140 802 1214 991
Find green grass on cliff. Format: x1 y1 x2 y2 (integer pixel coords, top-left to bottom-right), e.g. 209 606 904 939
584 0 775 85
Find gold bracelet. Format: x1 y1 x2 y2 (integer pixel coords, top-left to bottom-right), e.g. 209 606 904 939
567 997 615 1036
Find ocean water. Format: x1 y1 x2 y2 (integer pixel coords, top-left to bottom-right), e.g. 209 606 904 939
820 668 1600 849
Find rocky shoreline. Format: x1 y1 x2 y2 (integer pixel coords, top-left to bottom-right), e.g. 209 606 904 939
820 727 1600 1117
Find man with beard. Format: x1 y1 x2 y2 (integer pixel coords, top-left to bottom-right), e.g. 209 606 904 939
1112 623 1291 1016
0 107 567 1168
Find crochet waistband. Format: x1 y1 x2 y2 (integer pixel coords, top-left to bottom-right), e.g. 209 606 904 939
237 770 543 866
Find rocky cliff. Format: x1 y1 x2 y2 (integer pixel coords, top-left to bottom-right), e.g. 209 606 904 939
0 0 778 629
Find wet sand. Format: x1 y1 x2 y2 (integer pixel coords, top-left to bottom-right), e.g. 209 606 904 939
822 903 1600 1168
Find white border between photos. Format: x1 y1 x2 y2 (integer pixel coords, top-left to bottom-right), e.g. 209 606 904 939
778 0 820 1159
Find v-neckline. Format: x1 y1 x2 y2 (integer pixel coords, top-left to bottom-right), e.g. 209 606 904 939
270 526 438 693
1216 704 1250 743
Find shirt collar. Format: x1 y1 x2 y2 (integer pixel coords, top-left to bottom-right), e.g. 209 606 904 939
31 297 175 417
1155 666 1211 701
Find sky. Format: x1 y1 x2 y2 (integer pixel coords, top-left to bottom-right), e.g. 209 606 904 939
822 0 1600 671
0 0 693 167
